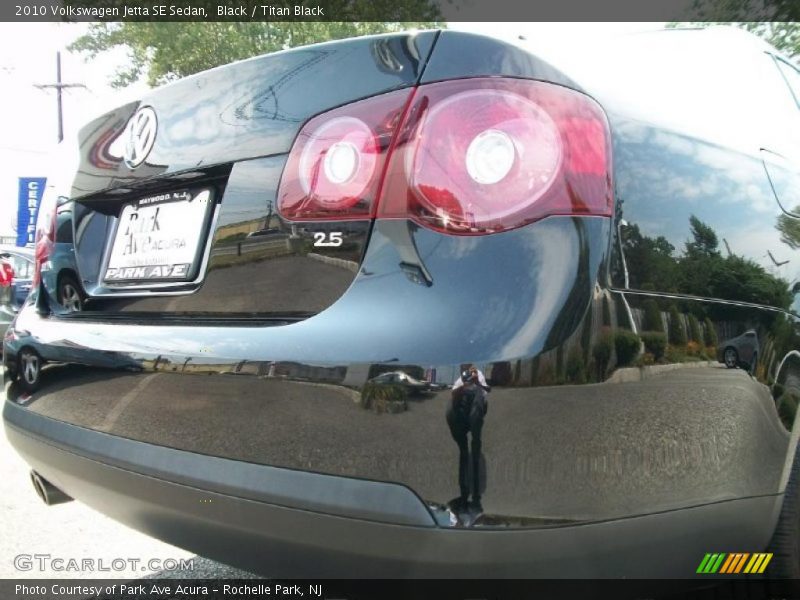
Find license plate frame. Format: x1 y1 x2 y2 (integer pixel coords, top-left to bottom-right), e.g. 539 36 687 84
103 188 214 285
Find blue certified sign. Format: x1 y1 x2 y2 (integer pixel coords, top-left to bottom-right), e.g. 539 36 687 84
17 177 47 247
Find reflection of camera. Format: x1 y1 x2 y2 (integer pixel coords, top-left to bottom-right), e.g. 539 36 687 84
461 370 478 384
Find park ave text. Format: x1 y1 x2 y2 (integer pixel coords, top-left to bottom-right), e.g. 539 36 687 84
16 583 322 597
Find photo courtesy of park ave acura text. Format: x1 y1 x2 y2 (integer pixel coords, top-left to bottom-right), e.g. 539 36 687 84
1 2 800 595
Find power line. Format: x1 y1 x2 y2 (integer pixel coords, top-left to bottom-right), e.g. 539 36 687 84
34 51 86 143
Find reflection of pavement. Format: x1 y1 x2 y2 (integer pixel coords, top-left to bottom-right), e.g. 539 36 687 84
125 254 353 314
198 254 351 312
22 366 789 523
606 360 726 383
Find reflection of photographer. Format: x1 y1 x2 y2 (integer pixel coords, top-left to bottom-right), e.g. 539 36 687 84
446 365 490 513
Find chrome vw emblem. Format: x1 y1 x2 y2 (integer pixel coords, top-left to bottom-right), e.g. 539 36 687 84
124 106 158 168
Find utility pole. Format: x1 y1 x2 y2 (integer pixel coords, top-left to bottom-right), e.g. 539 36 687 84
35 51 86 143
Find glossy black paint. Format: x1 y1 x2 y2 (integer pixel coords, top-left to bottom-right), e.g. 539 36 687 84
420 30 581 91
4 401 779 578
4 28 799 573
74 157 370 315
605 102 800 462
70 31 438 198
5 214 792 526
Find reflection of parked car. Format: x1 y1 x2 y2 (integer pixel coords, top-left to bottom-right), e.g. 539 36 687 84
0 255 16 342
369 371 440 394
40 199 84 312
245 228 283 239
718 329 760 370
4 328 142 392
0 245 34 309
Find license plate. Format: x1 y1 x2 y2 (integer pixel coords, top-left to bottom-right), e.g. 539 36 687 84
104 188 213 283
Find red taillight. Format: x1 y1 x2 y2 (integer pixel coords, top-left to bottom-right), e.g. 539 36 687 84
277 78 612 234
32 194 57 287
278 89 414 221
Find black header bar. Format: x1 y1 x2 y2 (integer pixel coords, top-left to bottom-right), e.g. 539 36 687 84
2 0 796 22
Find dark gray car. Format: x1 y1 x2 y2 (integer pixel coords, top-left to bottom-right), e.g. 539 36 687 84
4 28 800 578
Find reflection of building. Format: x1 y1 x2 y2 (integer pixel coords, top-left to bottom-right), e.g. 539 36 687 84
142 358 349 383
343 364 371 388
267 361 346 383
214 218 270 243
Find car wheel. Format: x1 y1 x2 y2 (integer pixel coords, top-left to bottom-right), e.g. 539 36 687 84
19 348 42 392
723 347 738 369
767 443 800 578
58 275 84 312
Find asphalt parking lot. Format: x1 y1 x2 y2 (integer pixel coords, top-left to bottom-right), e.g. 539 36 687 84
1 405 255 581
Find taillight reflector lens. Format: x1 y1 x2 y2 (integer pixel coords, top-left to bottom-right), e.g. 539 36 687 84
379 78 612 234
278 89 413 220
277 78 612 234
406 87 564 229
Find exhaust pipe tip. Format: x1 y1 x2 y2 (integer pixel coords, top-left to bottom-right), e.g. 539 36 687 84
30 471 73 506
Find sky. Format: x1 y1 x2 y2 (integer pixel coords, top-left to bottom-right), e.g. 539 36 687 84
0 22 662 238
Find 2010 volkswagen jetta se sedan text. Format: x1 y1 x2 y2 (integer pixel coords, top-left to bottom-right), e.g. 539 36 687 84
4 27 800 578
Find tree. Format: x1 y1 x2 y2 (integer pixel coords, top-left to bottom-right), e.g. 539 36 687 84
620 222 678 292
703 317 718 348
668 304 687 346
614 330 641 367
641 331 667 360
688 314 702 343
642 299 664 333
737 23 800 58
70 18 443 88
686 215 720 259
669 21 800 59
777 208 800 250
622 214 793 313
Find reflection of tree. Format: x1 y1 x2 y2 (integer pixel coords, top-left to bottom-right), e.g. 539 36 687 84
624 214 792 311
685 215 720 259
673 21 799 59
70 17 443 88
696 255 791 308
620 222 678 292
777 209 800 250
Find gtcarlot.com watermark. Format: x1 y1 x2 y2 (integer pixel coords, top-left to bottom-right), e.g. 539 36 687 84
14 553 194 573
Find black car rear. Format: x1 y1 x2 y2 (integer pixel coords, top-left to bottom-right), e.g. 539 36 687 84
4 28 800 578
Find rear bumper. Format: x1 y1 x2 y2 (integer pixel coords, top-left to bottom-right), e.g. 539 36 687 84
3 400 781 578
2 213 793 575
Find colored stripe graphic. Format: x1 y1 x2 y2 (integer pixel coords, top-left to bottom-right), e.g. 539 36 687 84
699 553 773 575
719 554 735 574
697 554 713 574
700 554 719 573
758 554 773 574
733 553 749 573
711 554 726 573
744 554 760 574
720 553 738 574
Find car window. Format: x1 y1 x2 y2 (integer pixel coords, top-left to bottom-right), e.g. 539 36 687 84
8 254 33 279
56 209 74 244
